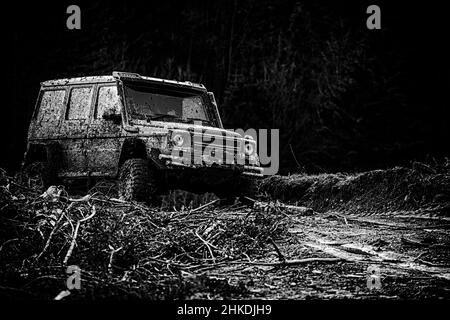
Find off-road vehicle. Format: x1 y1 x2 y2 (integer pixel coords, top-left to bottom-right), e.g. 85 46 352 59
23 72 263 202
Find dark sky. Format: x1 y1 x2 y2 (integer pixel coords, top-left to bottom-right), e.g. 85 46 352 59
1 1 449 172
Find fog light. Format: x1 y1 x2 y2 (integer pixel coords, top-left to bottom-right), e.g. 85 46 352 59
172 134 184 147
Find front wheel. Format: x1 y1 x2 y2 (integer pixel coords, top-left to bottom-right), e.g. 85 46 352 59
118 158 157 203
214 177 258 205
214 190 238 205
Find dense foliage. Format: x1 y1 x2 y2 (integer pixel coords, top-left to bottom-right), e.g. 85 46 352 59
3 0 449 173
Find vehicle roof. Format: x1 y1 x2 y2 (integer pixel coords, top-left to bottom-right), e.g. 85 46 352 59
40 71 206 91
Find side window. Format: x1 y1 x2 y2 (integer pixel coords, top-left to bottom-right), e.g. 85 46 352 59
182 96 207 120
96 85 120 119
38 90 66 123
66 86 94 120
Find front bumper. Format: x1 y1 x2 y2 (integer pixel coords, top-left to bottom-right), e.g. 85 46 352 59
158 154 264 177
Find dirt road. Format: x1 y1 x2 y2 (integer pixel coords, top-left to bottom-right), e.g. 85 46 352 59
184 205 450 299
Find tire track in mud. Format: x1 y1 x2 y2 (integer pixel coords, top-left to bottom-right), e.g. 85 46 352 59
342 207 450 220
303 239 450 281
283 205 450 295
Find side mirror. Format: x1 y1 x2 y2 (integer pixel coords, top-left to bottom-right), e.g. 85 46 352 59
102 112 122 124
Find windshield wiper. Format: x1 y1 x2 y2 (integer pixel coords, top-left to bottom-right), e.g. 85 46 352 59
187 117 213 125
146 113 180 122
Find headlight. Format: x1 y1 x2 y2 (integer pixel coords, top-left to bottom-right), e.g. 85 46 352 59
172 133 184 147
244 142 255 155
244 135 256 155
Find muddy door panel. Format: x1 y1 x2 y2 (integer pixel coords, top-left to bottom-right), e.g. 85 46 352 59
86 85 122 177
59 139 88 176
58 86 93 176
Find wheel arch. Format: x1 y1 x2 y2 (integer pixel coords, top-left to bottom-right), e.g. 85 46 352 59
118 138 147 167
118 138 166 170
23 142 62 168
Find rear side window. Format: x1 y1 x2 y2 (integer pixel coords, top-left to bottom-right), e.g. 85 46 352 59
66 86 93 120
38 90 66 123
96 85 120 119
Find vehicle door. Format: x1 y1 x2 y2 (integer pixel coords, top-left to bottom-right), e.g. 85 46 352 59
58 85 94 176
85 83 123 177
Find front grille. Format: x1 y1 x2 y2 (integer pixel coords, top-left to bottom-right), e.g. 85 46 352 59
191 132 242 165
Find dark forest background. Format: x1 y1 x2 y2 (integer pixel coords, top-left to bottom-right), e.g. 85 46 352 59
1 0 449 175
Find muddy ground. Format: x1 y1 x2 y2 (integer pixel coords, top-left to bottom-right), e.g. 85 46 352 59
190 205 450 299
0 164 449 300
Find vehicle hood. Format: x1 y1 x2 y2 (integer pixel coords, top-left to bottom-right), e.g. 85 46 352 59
130 119 242 138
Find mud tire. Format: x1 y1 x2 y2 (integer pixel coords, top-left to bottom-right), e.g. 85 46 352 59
118 158 157 203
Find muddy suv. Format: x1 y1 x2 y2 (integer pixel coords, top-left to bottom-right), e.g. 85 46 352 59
23 72 263 202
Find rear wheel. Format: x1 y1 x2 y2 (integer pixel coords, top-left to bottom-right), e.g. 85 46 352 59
22 161 58 188
118 158 158 203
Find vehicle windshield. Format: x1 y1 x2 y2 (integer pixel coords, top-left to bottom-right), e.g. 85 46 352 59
123 83 212 125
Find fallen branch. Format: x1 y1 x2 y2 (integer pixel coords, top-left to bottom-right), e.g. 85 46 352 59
268 237 285 263
234 257 343 267
194 231 217 263
54 290 71 300
63 220 81 265
36 213 65 261
67 194 91 203
0 238 19 253
416 259 449 268
63 205 97 265
335 216 409 229
7 180 39 193
108 245 123 273
401 237 427 247
190 199 219 214
253 200 314 216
